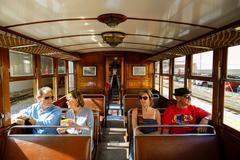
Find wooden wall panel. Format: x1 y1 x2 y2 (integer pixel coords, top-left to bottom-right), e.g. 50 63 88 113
76 54 105 93
124 54 153 91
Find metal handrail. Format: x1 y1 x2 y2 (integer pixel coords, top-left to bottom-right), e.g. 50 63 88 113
134 124 216 136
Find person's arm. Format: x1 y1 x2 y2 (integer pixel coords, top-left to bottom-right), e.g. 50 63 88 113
155 109 161 132
131 108 142 135
11 105 34 124
87 110 94 132
195 106 211 133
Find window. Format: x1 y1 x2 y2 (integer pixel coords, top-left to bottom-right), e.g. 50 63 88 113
173 56 185 90
58 59 65 74
223 45 240 131
68 61 75 91
41 56 53 75
154 62 160 91
188 79 212 113
162 59 170 74
10 51 33 76
58 75 65 98
42 77 53 89
9 51 35 115
10 80 34 115
192 51 213 76
161 76 169 98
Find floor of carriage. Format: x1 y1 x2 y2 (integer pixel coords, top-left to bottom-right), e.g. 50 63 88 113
95 111 129 160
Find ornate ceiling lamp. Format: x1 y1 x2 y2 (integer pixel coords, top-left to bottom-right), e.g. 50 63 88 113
101 31 126 47
97 13 127 28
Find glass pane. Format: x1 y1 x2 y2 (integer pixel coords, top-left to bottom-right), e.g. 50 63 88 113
192 51 213 76
69 74 75 91
227 45 240 81
155 61 160 73
68 61 74 73
162 59 170 74
41 56 53 75
58 59 65 74
174 56 185 75
154 74 159 91
173 76 184 90
188 79 212 113
223 81 240 131
42 77 53 89
10 80 34 115
10 51 33 76
161 76 169 98
58 75 65 98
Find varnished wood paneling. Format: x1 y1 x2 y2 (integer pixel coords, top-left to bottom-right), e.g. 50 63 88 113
124 59 153 90
76 54 105 93
0 48 10 126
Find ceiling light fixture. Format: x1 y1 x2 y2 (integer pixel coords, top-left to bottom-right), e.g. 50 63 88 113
97 13 127 28
101 31 126 47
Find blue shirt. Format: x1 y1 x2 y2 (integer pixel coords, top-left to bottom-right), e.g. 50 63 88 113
20 103 61 134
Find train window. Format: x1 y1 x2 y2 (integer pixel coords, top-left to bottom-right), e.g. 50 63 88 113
155 61 160 73
154 62 160 91
42 77 53 89
162 59 170 74
192 51 213 76
68 61 75 91
173 56 185 90
9 51 33 77
58 75 65 98
58 59 65 74
188 79 212 113
10 80 34 115
41 56 53 75
161 76 169 98
154 74 160 91
223 45 240 131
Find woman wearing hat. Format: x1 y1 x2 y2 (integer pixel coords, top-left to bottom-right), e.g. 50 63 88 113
162 87 211 134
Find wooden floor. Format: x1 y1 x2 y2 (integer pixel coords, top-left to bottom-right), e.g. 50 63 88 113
95 115 129 160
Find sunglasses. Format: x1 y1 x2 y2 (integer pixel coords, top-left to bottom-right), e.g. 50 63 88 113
139 96 148 100
183 95 191 99
43 96 54 100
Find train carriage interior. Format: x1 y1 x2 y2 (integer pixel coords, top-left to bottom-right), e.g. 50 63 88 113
1 0 240 160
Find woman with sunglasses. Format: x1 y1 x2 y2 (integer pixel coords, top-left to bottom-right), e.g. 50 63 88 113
11 86 61 134
131 89 161 135
129 89 161 160
57 90 94 135
162 87 212 134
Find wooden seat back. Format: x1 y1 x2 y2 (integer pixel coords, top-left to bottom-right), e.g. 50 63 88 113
4 135 91 160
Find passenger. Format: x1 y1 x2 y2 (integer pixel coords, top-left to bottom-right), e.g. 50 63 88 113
162 87 212 134
131 89 161 135
11 86 61 134
129 89 161 160
57 90 94 135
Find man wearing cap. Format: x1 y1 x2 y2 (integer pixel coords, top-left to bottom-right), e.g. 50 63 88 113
162 87 211 134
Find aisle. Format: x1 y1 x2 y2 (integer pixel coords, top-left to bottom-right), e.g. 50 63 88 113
95 116 129 160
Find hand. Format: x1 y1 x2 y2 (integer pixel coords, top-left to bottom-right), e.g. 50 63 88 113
197 118 209 133
28 117 36 125
17 114 30 120
12 118 25 125
57 128 66 134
